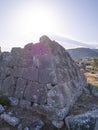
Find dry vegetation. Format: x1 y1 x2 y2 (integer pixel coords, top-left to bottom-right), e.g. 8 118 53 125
85 72 98 87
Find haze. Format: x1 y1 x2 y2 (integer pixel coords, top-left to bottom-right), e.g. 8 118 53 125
0 0 98 51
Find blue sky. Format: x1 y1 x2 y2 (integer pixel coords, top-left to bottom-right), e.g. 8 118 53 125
0 0 98 51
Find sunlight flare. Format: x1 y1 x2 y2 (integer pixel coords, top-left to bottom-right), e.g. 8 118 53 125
19 7 57 35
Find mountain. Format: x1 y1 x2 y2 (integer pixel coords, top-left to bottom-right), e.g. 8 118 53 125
67 48 98 59
93 49 98 53
49 34 98 49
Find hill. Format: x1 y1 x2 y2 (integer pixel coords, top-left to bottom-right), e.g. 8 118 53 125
67 48 98 59
93 49 98 53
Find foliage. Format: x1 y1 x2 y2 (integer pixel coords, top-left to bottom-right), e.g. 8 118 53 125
91 57 98 70
0 95 10 106
90 70 96 74
85 61 91 66
92 83 98 87
95 84 98 87
75 58 82 61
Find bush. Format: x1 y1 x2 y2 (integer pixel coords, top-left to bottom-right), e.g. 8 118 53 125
90 70 96 74
85 62 91 66
0 95 10 106
95 84 98 87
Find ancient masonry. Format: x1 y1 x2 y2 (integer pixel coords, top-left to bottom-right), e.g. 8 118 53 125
0 36 86 128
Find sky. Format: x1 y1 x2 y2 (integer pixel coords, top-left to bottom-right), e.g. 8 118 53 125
0 0 98 51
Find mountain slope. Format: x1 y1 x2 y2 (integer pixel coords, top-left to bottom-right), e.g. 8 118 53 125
93 49 98 53
67 48 98 59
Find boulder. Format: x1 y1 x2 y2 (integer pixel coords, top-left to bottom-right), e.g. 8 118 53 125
52 120 64 129
24 127 29 130
0 113 20 127
28 119 44 130
17 124 23 130
88 83 98 97
0 36 86 128
8 97 19 106
65 108 98 130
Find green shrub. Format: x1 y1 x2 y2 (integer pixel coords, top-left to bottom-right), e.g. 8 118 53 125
85 62 91 66
95 84 98 87
0 95 10 106
90 70 96 74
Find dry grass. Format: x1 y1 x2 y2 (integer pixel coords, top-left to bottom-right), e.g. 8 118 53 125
85 72 98 87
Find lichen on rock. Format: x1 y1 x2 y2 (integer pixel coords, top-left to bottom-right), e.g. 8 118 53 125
0 36 86 128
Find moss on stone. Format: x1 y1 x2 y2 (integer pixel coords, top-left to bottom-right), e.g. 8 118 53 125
0 95 10 106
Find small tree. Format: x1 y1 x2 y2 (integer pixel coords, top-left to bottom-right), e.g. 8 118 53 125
91 57 98 71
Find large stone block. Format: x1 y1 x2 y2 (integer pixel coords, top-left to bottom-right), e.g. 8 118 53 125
24 82 47 104
65 108 98 130
15 78 27 99
2 76 15 96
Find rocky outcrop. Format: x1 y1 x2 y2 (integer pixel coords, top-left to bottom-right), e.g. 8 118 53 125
65 106 98 130
0 35 86 128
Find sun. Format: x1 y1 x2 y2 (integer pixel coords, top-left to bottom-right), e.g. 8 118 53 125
19 7 57 35
31 9 54 34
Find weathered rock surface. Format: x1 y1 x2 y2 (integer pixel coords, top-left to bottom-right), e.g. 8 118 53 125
65 107 98 130
0 104 5 113
24 127 29 130
0 35 86 128
17 124 23 130
0 113 20 127
87 83 98 97
8 97 19 106
27 119 44 130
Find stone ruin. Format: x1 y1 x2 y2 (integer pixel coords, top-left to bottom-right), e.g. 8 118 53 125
0 36 86 128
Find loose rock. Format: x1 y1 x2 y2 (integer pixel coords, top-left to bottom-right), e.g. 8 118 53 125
17 123 23 130
24 127 30 130
52 120 64 129
8 97 19 106
88 83 98 97
65 108 98 130
28 119 44 130
0 113 20 127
